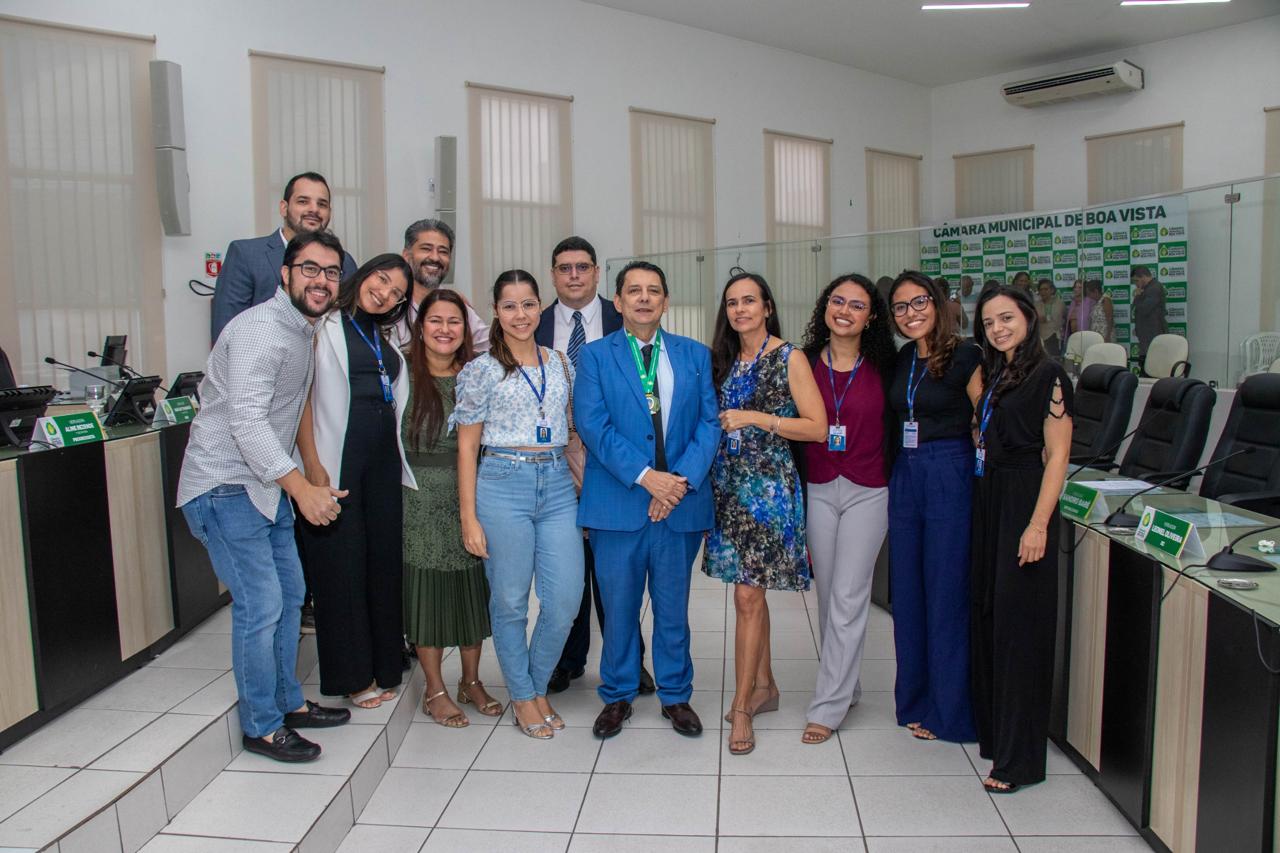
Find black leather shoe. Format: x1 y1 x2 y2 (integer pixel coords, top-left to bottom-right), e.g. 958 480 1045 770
593 700 632 738
638 666 656 695
547 666 585 695
661 702 703 736
284 700 351 729
242 727 321 762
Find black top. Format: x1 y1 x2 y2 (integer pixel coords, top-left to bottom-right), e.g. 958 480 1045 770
984 360 1074 469
0 346 14 390
889 340 982 444
344 311 400 407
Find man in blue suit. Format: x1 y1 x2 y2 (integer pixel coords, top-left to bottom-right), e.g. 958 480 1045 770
575 260 721 738
535 237 654 697
211 172 357 343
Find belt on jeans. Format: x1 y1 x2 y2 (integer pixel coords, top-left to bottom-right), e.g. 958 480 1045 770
482 447 564 463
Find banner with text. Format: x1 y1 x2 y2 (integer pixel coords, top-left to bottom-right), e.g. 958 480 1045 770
920 198 1188 361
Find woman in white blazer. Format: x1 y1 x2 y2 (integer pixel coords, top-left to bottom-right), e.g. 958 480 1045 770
296 254 418 709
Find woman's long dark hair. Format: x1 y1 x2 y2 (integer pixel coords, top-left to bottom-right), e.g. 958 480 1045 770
801 273 896 387
973 284 1046 402
334 253 413 330
711 272 783 388
406 289 474 451
889 270 958 379
489 269 540 377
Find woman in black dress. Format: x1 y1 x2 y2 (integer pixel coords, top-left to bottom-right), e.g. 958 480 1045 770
971 284 1073 793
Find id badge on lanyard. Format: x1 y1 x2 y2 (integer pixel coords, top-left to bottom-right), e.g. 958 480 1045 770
975 378 999 478
902 421 919 449
726 429 742 456
904 351 925 450
828 424 847 452
536 415 552 444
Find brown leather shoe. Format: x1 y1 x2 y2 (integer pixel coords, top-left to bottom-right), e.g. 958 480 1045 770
593 700 632 739
661 702 703 736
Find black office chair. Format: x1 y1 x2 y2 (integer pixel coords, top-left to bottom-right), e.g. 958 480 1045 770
1118 376 1216 489
0 345 14 390
1070 364 1137 468
1198 373 1280 518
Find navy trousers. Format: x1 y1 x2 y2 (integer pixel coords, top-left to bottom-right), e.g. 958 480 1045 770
557 538 647 673
888 437 977 743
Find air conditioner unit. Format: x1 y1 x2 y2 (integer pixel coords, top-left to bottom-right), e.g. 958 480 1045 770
1002 60 1143 107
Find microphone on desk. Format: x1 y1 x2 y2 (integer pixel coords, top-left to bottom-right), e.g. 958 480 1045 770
1104 446 1258 529
1067 396 1174 481
88 351 170 392
43 356 126 389
1205 521 1280 574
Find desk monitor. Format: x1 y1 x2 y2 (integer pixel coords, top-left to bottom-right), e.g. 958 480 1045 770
100 335 127 368
166 371 204 402
0 385 58 447
103 375 161 427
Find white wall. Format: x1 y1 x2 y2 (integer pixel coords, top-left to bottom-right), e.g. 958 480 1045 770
2 0 930 376
927 14 1280 221
927 14 1280 385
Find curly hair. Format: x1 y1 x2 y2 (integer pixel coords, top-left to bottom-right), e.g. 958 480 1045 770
800 273 896 387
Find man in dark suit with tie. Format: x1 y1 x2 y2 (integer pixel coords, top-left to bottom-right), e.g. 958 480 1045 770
575 260 721 738
536 237 654 696
210 172 357 343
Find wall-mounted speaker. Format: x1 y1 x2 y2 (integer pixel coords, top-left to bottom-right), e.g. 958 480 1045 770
150 60 190 236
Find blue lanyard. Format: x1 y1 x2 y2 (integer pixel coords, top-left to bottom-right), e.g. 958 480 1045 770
977 370 1001 448
347 312 385 368
724 335 770 410
825 348 862 427
905 350 928 421
517 346 547 416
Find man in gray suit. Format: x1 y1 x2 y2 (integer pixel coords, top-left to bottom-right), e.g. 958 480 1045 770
211 172 357 343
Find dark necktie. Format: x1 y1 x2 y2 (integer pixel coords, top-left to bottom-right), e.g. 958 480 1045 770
642 343 667 472
567 310 585 368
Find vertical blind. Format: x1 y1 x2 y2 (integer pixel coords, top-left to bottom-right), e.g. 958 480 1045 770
0 17 163 386
1086 123 1183 205
631 108 714 341
865 148 922 281
467 83 573 302
1263 107 1280 332
954 145 1034 219
249 52 387 264
765 131 831 339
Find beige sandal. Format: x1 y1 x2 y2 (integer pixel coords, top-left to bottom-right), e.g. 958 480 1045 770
457 680 503 717
727 707 756 756
801 723 833 744
422 689 469 728
349 687 382 709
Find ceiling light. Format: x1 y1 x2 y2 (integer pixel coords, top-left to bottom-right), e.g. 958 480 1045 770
922 3 1030 8
1120 0 1230 5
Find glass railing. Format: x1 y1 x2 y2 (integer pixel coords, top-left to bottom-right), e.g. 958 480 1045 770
605 173 1280 389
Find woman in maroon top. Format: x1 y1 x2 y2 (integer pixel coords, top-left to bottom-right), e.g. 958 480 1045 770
798 274 897 744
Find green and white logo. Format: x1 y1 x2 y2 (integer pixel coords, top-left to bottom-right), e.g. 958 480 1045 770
1052 250 1078 268
982 236 1005 255
1078 229 1103 248
962 256 983 273
1029 232 1053 251
1103 247 1129 265
1158 241 1187 261
1130 223 1158 244
940 239 961 256
1006 253 1028 270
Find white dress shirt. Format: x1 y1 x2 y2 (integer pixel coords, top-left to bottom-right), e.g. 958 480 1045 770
553 297 603 350
631 328 675 483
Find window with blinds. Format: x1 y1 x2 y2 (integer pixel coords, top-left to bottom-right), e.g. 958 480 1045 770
467 83 573 301
865 148 922 282
1086 123 1183 205
0 17 164 386
631 108 714 341
765 131 831 340
954 145 1034 219
249 52 387 264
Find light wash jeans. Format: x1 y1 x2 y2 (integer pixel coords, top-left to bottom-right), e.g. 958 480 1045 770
475 451 583 702
182 486 305 738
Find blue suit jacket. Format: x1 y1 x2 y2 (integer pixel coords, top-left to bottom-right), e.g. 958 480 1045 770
575 329 721 533
533 296 622 348
211 231 357 343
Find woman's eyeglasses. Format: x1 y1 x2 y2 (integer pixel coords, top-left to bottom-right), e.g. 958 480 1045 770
890 294 933 317
828 295 869 313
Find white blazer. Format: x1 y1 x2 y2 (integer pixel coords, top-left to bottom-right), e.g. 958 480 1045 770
302 311 417 490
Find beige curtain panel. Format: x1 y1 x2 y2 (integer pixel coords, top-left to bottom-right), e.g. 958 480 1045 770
954 145 1034 219
1086 122 1184 206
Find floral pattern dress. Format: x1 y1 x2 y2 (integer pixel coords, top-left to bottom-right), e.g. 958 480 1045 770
703 343 811 591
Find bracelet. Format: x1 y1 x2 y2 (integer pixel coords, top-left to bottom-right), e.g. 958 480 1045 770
770 415 780 435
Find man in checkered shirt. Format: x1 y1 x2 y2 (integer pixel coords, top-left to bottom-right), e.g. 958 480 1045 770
178 230 354 763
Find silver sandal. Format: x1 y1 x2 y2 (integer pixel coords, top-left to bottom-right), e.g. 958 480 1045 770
512 714 553 739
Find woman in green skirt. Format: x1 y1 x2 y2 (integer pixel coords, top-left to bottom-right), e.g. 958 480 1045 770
403 289 501 726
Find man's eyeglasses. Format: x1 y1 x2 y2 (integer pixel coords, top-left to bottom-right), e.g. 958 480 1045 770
289 262 342 282
555 262 595 276
890 294 933 317
828 294 869 313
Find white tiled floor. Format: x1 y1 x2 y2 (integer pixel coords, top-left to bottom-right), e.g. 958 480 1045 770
336 570 1141 852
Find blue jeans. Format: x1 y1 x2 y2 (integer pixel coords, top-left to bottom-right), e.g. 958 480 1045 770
182 486 306 738
475 452 583 702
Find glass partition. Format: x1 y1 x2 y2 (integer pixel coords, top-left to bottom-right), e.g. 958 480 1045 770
606 174 1280 389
